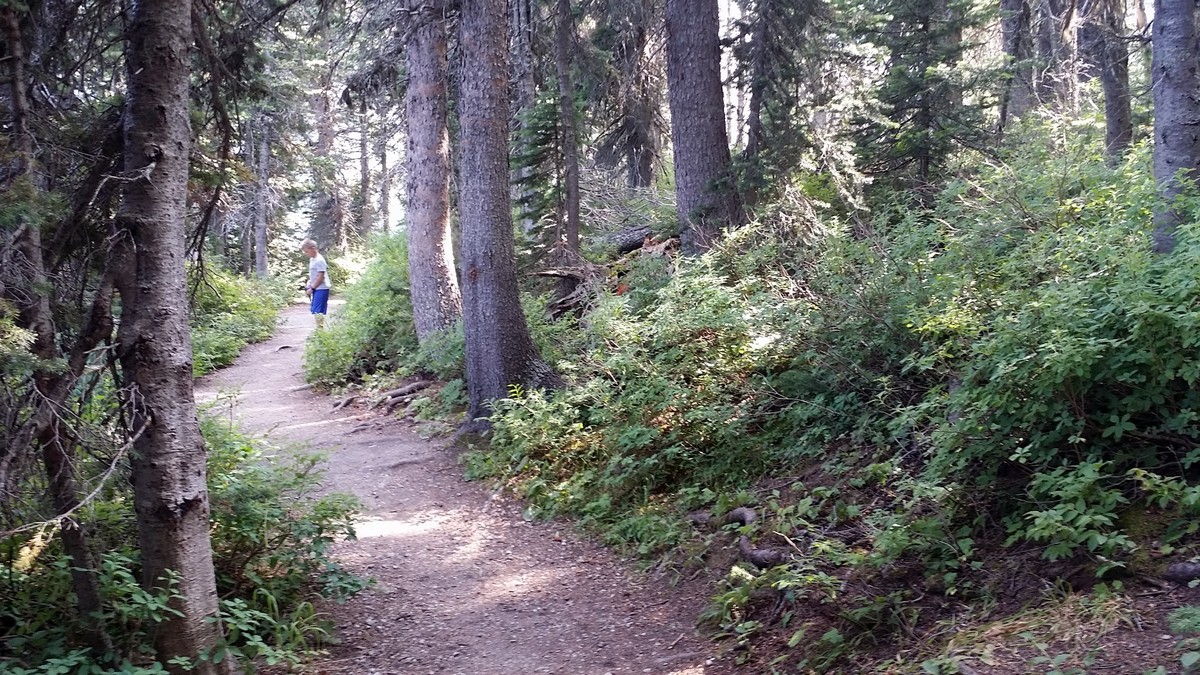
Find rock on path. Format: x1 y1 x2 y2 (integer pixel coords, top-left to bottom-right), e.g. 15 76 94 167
195 304 730 675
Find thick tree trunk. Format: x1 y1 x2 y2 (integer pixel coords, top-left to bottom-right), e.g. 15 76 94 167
510 0 538 122
254 118 269 278
113 2 230 671
1151 0 1200 253
459 0 557 427
665 0 743 253
1091 0 1133 157
359 97 372 238
555 0 580 253
406 7 463 342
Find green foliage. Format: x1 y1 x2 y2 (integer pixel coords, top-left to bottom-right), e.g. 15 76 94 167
0 298 37 377
511 89 568 256
0 413 367 673
480 260 792 555
851 0 995 186
202 413 369 606
191 268 291 376
1164 605 1200 675
410 323 466 382
0 554 184 674
475 118 1200 668
303 233 420 387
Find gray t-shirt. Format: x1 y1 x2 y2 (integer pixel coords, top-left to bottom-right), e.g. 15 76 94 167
308 253 330 290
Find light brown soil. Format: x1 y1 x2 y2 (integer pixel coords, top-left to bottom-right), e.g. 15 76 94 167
196 304 733 675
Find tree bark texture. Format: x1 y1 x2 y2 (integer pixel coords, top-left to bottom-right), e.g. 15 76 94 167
458 0 556 426
113 1 230 671
1151 0 1200 253
665 0 743 253
555 0 580 253
254 116 270 278
405 9 463 342
510 0 538 121
1078 0 1132 157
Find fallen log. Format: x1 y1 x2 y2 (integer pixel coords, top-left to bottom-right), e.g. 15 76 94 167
384 392 421 413
369 381 433 409
605 223 655 254
380 380 433 399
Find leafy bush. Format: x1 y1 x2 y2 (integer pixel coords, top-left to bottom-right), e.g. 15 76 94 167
480 120 1200 583
191 269 291 376
0 412 367 673
0 552 184 675
203 414 368 605
480 262 797 555
303 233 419 387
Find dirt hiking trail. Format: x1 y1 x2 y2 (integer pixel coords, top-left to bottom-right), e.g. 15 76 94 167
196 305 733 675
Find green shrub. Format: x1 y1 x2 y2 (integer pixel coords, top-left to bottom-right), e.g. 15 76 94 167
202 413 368 604
410 322 466 381
303 233 419 387
191 269 291 376
481 120 1200 578
0 412 367 673
482 262 792 555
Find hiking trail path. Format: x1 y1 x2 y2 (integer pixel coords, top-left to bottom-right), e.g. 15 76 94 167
196 304 732 675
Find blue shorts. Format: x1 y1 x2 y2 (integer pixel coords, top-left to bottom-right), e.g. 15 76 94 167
310 288 329 315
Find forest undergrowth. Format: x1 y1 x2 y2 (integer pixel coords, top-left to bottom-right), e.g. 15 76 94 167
304 121 1200 673
1 275 369 674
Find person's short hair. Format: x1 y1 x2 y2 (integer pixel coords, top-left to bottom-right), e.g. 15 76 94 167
300 238 318 251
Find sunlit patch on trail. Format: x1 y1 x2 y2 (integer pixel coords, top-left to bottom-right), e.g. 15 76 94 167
354 512 457 539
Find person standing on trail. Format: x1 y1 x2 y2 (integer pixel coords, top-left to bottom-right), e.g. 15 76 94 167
302 239 330 328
